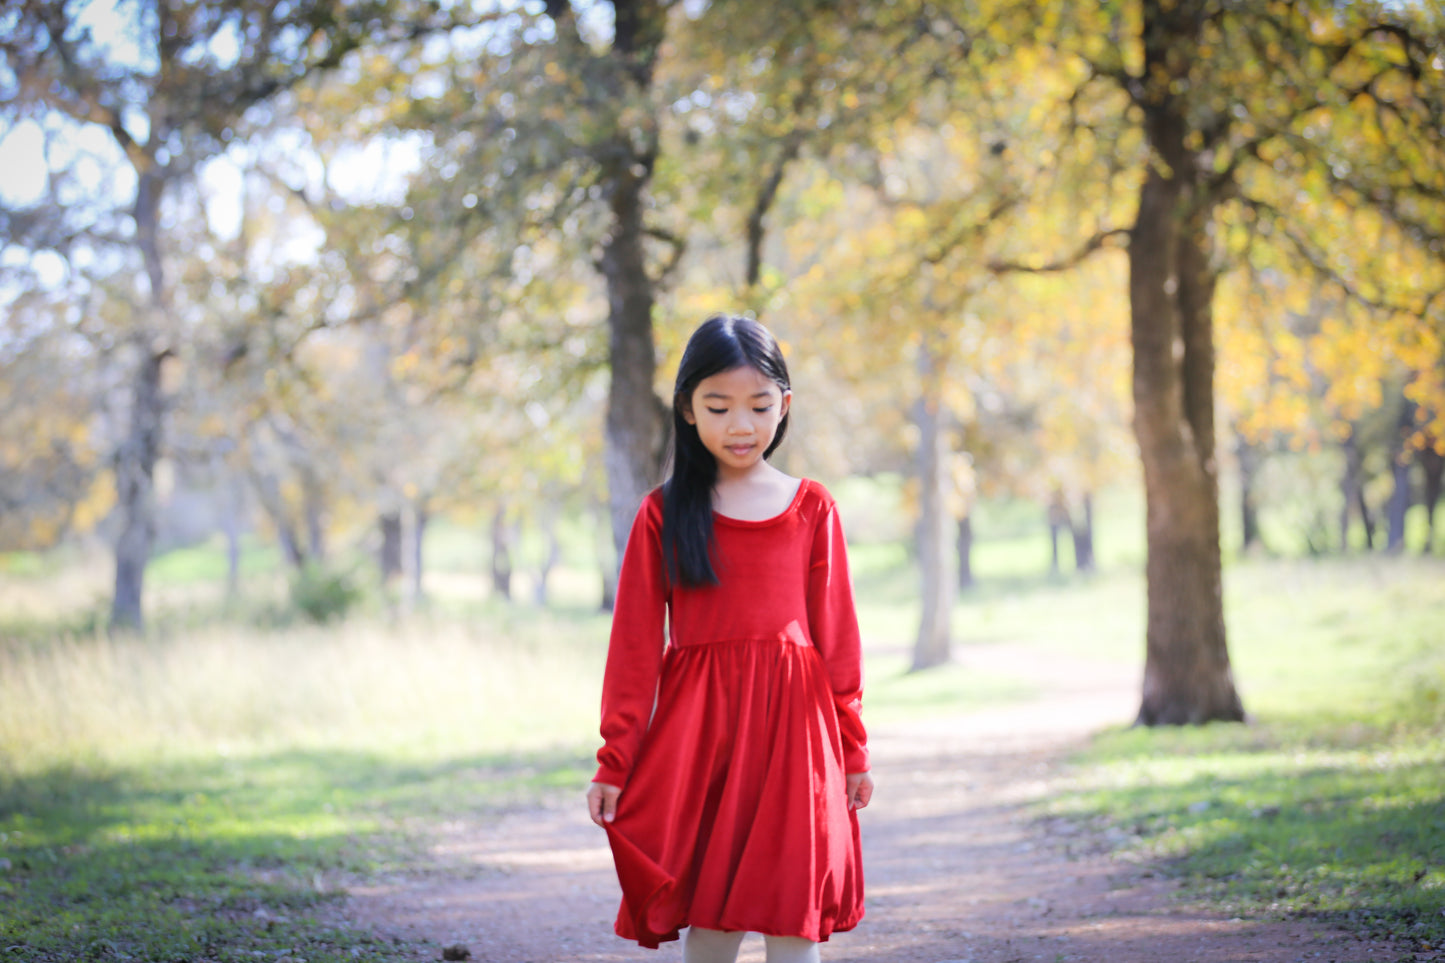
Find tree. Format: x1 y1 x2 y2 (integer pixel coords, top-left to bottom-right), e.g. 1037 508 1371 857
1 0 478 629
543 0 675 565
354 1 682 577
0 283 107 550
761 63 1131 668
1055 0 1445 722
1109 0 1246 723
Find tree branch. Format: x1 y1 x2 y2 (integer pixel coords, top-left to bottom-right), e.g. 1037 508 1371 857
985 227 1130 274
1239 196 1434 318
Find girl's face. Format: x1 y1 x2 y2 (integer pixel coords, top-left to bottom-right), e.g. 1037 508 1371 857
682 365 791 479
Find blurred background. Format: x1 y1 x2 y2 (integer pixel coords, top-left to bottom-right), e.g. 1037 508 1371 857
1 1 1443 958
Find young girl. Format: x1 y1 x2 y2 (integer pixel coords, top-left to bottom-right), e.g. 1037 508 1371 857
587 315 873 963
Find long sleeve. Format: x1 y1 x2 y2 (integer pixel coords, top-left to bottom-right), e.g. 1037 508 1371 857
806 501 869 773
594 495 669 788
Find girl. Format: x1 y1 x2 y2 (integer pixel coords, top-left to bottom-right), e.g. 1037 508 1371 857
587 315 873 963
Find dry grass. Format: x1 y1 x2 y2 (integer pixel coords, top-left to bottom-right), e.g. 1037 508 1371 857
0 609 608 777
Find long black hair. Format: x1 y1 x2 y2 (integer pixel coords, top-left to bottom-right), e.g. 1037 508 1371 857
662 314 792 586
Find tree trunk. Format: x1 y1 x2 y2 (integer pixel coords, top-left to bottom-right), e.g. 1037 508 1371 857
379 510 403 582
1386 457 1411 554
491 502 514 601
1340 429 1365 551
593 0 669 574
596 497 619 612
744 132 804 296
1386 397 1417 554
535 506 561 606
401 498 427 611
110 344 166 631
911 338 955 671
1358 486 1377 550
1387 454 1410 552
1129 50 1244 724
1047 491 1068 576
110 167 170 633
599 183 666 570
222 463 245 601
1236 433 1262 552
956 511 974 590
302 470 326 562
1420 445 1444 554
1071 492 1096 573
249 467 306 570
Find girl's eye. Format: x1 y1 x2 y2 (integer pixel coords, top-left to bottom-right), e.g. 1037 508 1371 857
753 407 773 413
707 408 727 415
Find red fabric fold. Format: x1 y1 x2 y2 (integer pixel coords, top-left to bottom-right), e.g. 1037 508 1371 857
605 822 683 948
594 480 868 946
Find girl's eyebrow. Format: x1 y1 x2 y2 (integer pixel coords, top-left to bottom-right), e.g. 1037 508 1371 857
700 389 777 399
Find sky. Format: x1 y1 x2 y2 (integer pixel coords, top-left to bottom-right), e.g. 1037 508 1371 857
0 120 49 207
1 0 140 280
0 0 428 284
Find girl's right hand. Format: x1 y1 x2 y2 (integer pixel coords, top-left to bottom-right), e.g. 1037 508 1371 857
587 781 622 827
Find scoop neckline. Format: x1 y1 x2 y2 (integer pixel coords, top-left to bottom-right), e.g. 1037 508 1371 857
712 478 809 528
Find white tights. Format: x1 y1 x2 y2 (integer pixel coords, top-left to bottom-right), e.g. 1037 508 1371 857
683 927 820 963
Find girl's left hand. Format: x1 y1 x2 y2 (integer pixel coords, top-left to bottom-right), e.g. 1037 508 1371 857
845 772 874 811
587 781 622 827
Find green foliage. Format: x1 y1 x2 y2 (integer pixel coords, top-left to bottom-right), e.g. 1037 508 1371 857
288 565 364 624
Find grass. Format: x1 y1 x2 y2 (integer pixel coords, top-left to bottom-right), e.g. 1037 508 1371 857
0 746 591 962
0 605 608 773
1042 556 1445 953
2 480 1443 958
863 652 1038 723
0 592 610 961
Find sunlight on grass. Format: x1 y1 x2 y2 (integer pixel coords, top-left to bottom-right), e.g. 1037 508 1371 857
0 596 610 961
1044 556 1445 949
863 651 1038 723
0 608 608 778
2 493 1443 957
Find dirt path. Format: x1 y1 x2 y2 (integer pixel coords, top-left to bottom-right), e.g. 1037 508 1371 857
339 646 1402 962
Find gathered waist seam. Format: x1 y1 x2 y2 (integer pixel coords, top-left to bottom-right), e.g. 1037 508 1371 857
670 635 812 650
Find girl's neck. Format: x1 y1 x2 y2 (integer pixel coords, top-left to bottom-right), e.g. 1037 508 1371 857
711 463 801 521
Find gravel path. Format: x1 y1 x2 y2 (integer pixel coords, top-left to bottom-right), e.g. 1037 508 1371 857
338 645 1402 962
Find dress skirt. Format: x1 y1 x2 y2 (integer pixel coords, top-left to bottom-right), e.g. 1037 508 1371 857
603 629 864 948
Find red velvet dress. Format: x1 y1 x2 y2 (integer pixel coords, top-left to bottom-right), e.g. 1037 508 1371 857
594 479 868 948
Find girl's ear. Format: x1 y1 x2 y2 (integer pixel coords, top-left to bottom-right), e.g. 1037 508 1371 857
779 389 792 420
679 394 697 425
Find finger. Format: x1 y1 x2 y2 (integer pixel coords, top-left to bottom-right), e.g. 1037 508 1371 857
587 790 605 828
845 774 872 811
601 788 619 823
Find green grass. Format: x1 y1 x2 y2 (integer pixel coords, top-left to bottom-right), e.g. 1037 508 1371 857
863 652 1038 723
0 595 609 961
145 537 284 586
3 482 1443 958
0 747 591 962
1043 556 1445 952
